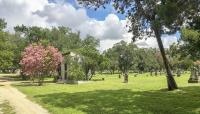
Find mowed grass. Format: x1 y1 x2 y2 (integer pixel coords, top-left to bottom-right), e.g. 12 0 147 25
14 73 200 114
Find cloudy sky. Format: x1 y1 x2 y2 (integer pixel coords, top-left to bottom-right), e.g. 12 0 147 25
0 0 180 51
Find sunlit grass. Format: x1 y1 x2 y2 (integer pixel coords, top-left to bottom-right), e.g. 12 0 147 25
14 72 200 114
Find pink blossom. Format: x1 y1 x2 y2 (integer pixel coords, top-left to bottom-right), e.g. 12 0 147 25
20 44 63 76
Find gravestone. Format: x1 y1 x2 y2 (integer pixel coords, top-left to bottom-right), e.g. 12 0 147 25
177 69 181 77
188 65 200 83
124 73 128 83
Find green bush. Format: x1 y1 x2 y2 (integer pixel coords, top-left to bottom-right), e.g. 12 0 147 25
68 62 84 80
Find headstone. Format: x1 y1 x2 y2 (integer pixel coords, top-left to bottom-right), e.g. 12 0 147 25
88 69 92 80
124 73 128 83
119 74 121 78
177 69 181 77
188 65 200 83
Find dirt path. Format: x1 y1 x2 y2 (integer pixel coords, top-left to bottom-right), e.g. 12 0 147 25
0 80 49 114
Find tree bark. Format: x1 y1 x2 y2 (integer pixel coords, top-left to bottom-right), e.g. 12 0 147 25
64 63 68 80
124 71 128 83
154 29 178 90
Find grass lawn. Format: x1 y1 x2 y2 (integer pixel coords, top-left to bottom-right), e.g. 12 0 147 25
14 73 200 114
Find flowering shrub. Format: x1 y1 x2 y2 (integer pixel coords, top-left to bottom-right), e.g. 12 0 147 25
20 44 63 85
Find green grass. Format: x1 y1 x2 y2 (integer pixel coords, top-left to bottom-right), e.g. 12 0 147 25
14 73 200 114
0 100 15 114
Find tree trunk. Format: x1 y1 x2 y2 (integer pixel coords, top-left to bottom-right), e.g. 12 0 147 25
154 29 178 90
124 71 128 83
64 63 68 80
155 70 158 76
61 62 65 81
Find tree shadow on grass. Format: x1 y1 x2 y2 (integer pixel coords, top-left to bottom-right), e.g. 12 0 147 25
0 75 22 81
14 81 54 87
35 86 200 114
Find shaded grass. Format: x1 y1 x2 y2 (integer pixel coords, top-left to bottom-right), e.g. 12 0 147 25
14 73 200 114
0 74 21 81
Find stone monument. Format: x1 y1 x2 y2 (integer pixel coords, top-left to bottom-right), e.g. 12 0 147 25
188 64 200 83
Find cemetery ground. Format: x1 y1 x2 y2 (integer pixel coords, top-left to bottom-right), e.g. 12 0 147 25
2 72 198 114
0 96 15 114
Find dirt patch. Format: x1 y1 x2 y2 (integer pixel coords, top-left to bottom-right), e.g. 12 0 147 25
0 80 49 114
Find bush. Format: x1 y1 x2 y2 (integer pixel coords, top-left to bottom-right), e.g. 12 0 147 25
20 44 63 85
68 61 84 81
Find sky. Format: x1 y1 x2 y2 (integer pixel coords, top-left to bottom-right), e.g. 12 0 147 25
0 0 179 52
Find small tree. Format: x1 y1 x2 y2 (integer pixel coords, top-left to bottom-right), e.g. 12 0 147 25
68 60 85 81
20 44 63 85
118 49 133 83
79 35 100 80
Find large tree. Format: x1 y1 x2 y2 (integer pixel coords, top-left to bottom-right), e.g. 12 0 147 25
179 16 200 60
78 0 199 90
0 19 6 31
0 32 15 72
0 19 16 72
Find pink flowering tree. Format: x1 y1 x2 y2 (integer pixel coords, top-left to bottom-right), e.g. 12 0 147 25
20 44 63 85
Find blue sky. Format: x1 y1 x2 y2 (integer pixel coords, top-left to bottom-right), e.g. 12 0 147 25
49 0 125 20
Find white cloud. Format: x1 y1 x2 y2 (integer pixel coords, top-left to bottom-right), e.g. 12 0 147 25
77 14 127 40
34 3 89 29
135 34 178 49
0 0 51 31
0 0 178 51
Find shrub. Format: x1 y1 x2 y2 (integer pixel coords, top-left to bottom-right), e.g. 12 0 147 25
20 44 63 85
68 61 84 81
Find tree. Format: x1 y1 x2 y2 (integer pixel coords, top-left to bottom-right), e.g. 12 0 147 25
0 32 14 72
77 0 199 90
179 16 200 60
0 19 16 72
20 44 63 85
104 48 118 74
14 25 46 43
47 27 82 52
79 35 100 80
118 49 133 83
98 55 110 74
104 41 128 74
0 19 6 31
68 58 85 81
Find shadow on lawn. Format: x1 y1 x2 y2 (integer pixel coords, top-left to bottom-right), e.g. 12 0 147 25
0 76 22 81
35 86 200 114
14 81 54 87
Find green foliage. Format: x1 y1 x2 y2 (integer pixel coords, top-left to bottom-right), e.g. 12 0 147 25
0 32 15 71
68 61 84 80
14 25 46 43
104 41 160 73
98 55 110 73
79 46 100 79
157 1 179 27
179 28 200 60
182 29 200 42
78 35 100 79
118 46 133 74
0 18 7 31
